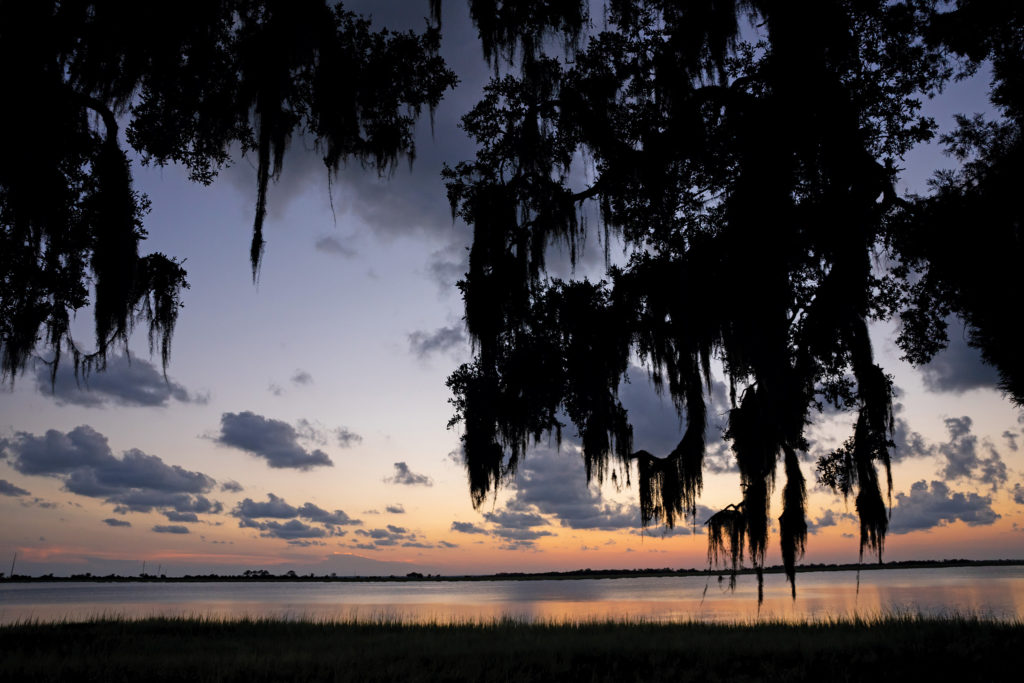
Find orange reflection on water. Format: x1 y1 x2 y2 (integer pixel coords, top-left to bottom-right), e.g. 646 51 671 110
2 567 1022 625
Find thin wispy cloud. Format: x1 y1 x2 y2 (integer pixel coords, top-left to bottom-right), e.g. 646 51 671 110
408 325 466 357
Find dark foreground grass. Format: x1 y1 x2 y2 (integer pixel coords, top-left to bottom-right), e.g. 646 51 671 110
1 615 1019 682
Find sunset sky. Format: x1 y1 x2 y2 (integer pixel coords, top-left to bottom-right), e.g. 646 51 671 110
1 1 1022 578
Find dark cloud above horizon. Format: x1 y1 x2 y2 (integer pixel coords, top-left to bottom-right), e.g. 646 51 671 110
508 445 644 532
385 504 405 514
102 518 131 527
0 479 30 496
450 521 487 534
249 519 327 540
385 462 433 486
33 355 204 408
937 416 1007 491
153 525 190 534
918 319 1001 395
234 493 297 518
163 511 199 523
2 425 220 515
1013 483 1024 505
889 480 1000 534
347 523 435 549
408 325 467 357
216 412 333 470
890 402 936 462
220 480 244 493
231 493 360 540
449 444 646 549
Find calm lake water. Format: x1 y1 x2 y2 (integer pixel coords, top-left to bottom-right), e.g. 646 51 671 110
3 566 1023 624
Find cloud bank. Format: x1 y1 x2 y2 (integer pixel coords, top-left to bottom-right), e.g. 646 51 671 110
2 425 219 515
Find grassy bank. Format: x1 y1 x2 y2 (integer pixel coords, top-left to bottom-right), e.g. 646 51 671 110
1 615 1019 682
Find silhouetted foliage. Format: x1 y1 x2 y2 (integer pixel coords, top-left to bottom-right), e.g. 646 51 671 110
0 0 456 381
443 0 1022 601
883 1 1024 407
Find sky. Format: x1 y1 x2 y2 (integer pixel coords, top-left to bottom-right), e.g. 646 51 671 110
1 1 1022 578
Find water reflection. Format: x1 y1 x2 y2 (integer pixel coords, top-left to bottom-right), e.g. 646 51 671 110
2 566 1022 625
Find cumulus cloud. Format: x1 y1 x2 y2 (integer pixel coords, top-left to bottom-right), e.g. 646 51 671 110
492 528 554 542
451 443 675 548
351 525 422 548
1013 483 1024 505
505 445 643 531
937 417 1007 491
385 462 432 486
385 504 405 514
153 525 190 534
889 480 1000 534
220 480 244 493
233 493 299 519
102 518 131 527
919 319 1001 394
291 370 313 386
889 403 936 462
483 509 549 529
163 511 199 523
217 412 333 470
3 425 219 514
34 355 202 408
256 520 327 540
0 479 30 496
297 502 361 526
408 325 467 357
231 494 361 539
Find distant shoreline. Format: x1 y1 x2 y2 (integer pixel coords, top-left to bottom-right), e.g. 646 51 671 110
4 557 1022 583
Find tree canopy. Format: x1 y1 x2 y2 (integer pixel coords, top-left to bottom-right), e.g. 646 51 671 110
443 0 1023 599
0 0 455 382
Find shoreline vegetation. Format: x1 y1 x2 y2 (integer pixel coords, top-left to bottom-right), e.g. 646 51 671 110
3 557 1022 583
1 615 1020 682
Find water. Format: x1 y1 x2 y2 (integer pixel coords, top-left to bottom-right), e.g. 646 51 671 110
2 566 1022 624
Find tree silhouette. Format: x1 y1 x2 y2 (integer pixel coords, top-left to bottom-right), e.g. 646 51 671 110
0 0 456 382
443 0 1021 600
884 0 1024 407
1 0 1020 603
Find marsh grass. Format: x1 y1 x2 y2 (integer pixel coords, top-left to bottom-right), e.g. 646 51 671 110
1 614 1019 682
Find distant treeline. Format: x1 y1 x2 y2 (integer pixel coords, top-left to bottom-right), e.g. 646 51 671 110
3 558 1022 583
